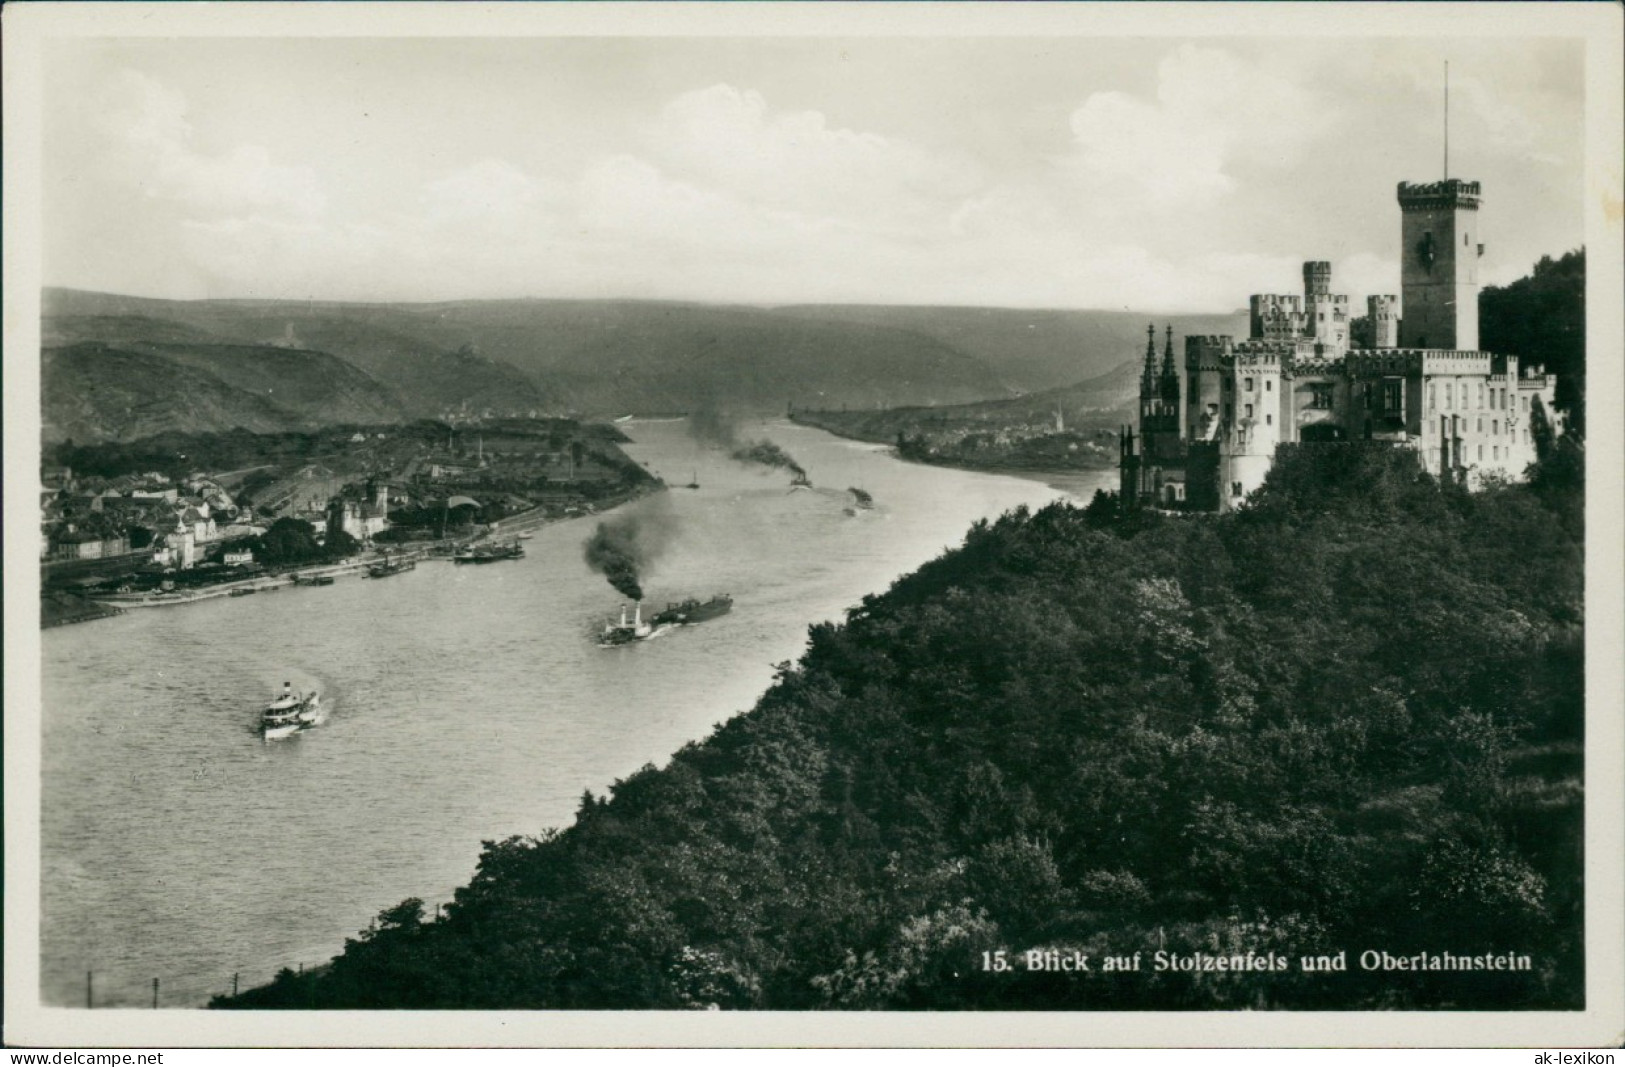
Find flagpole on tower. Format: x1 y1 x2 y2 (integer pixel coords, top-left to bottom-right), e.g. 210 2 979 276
1443 61 1450 180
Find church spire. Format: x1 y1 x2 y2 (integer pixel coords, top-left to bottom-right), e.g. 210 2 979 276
1141 323 1158 395
1161 324 1177 379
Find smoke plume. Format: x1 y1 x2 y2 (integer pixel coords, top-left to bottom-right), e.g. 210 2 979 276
687 406 810 485
731 440 809 483
687 406 740 449
583 497 677 601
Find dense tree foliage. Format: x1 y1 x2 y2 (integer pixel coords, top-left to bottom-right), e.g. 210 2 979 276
251 518 358 566
217 442 1582 1011
1480 249 1585 432
48 422 455 480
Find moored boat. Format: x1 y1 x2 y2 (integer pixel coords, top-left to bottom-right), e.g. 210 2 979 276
367 553 417 578
453 540 525 564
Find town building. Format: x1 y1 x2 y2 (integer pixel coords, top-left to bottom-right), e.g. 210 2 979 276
1120 176 1560 512
326 481 390 544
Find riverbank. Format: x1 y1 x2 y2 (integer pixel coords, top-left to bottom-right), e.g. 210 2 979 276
790 412 1116 502
54 484 663 623
42 593 125 628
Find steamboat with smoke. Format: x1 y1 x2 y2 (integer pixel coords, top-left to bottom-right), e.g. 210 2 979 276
598 601 674 646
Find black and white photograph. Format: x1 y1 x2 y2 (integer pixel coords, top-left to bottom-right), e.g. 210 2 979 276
4 1 1621 1049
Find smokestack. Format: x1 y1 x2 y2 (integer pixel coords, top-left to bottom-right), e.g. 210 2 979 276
634 601 642 628
619 605 627 628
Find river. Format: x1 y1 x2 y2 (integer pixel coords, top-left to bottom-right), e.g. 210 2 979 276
39 420 1112 1007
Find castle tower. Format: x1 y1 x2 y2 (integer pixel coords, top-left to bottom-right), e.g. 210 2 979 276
1366 295 1400 348
1301 261 1349 350
1220 346 1286 511
1303 261 1332 299
1397 179 1482 350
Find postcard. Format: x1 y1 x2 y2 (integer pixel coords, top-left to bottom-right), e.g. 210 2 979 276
5 1 1621 1049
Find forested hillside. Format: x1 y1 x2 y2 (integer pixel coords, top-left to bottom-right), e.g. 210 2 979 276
218 440 1584 1011
1480 249 1586 432
43 289 1247 434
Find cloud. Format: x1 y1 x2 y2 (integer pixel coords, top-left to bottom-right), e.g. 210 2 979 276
1067 45 1332 212
644 83 981 233
96 70 325 219
420 159 548 227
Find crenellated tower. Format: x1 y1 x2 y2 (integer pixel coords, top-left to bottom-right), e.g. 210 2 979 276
1398 178 1482 350
1366 295 1400 349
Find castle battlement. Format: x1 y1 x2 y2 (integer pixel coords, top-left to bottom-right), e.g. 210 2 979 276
1397 179 1482 210
1346 351 1424 376
1234 339 1299 355
1416 351 1494 374
1290 355 1342 374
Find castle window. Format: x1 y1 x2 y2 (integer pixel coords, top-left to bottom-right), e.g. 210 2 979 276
1382 381 1403 415
1444 383 1453 410
1245 378 1254 392
1478 444 1484 461
1266 413 1272 425
1493 420 1499 435
1265 380 1272 392
1428 383 1436 411
1244 403 1254 419
1310 383 1335 409
1493 445 1500 460
1231 482 1243 498
1478 384 1485 408
1477 418 1483 433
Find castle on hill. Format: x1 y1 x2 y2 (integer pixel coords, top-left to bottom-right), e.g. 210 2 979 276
1119 176 1561 512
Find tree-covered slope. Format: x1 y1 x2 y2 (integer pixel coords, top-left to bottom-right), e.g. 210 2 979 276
218 442 1584 1011
1480 249 1585 431
42 343 297 443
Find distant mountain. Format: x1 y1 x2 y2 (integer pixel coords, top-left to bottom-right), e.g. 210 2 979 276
44 290 551 420
42 343 296 444
41 289 1249 435
137 343 405 428
410 300 1013 413
776 305 1250 393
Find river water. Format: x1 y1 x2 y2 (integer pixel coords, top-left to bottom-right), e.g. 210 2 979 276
39 420 1111 1007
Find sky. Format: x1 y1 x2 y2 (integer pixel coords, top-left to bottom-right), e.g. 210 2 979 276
42 34 1586 312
